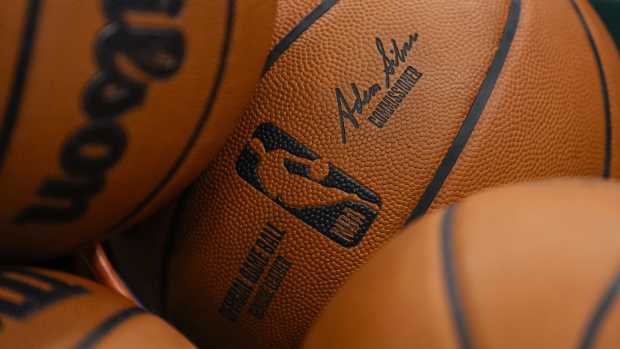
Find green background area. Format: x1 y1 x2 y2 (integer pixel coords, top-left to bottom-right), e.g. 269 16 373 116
591 0 620 48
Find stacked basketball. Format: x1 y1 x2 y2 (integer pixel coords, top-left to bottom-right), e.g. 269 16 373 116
1 0 619 348
0 0 277 347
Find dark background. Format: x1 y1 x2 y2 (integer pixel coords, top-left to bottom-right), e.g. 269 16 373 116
591 0 620 48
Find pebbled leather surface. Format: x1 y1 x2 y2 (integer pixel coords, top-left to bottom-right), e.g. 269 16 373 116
0 0 276 259
576 0 620 179
166 0 620 347
303 179 620 349
434 0 620 209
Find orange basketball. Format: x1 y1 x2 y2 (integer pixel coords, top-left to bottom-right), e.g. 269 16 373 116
303 179 620 349
0 0 276 259
159 0 620 347
0 267 195 348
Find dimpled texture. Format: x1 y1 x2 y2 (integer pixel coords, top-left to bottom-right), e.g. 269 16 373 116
0 268 195 348
303 179 620 349
0 0 276 259
166 0 620 348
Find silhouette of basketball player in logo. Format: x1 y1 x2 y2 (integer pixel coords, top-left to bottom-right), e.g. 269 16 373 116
248 138 378 211
236 123 381 247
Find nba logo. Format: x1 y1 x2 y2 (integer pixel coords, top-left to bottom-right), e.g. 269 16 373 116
236 123 381 248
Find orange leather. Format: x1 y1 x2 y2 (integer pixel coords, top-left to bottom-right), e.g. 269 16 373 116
163 0 620 347
0 267 195 348
303 179 620 349
576 0 620 176
0 0 277 259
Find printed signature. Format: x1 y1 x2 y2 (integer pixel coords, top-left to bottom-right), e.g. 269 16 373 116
336 33 418 144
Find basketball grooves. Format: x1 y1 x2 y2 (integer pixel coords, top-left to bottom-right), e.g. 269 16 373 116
441 205 474 349
570 0 613 179
74 307 146 349
578 268 620 349
405 0 522 225
108 0 236 232
0 0 42 173
262 0 340 75
161 0 340 316
441 208 620 349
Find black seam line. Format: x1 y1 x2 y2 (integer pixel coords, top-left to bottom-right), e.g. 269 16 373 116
441 205 474 349
570 0 612 178
262 0 339 76
0 0 42 173
107 0 236 233
577 267 620 349
405 0 521 225
74 307 146 349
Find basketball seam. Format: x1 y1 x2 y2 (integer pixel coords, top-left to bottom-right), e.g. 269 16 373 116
570 0 613 179
578 267 620 349
405 0 522 224
107 0 236 233
74 307 146 349
262 0 340 76
159 0 341 316
441 205 475 349
0 0 42 173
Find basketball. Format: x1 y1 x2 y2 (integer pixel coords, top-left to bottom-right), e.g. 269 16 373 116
163 0 617 347
303 179 620 349
0 0 277 259
0 267 195 348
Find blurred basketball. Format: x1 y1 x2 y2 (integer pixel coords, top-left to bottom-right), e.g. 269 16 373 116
303 179 620 349
158 0 619 347
0 0 276 259
0 267 195 348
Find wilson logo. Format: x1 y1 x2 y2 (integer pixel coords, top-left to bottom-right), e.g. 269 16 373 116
15 0 186 224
